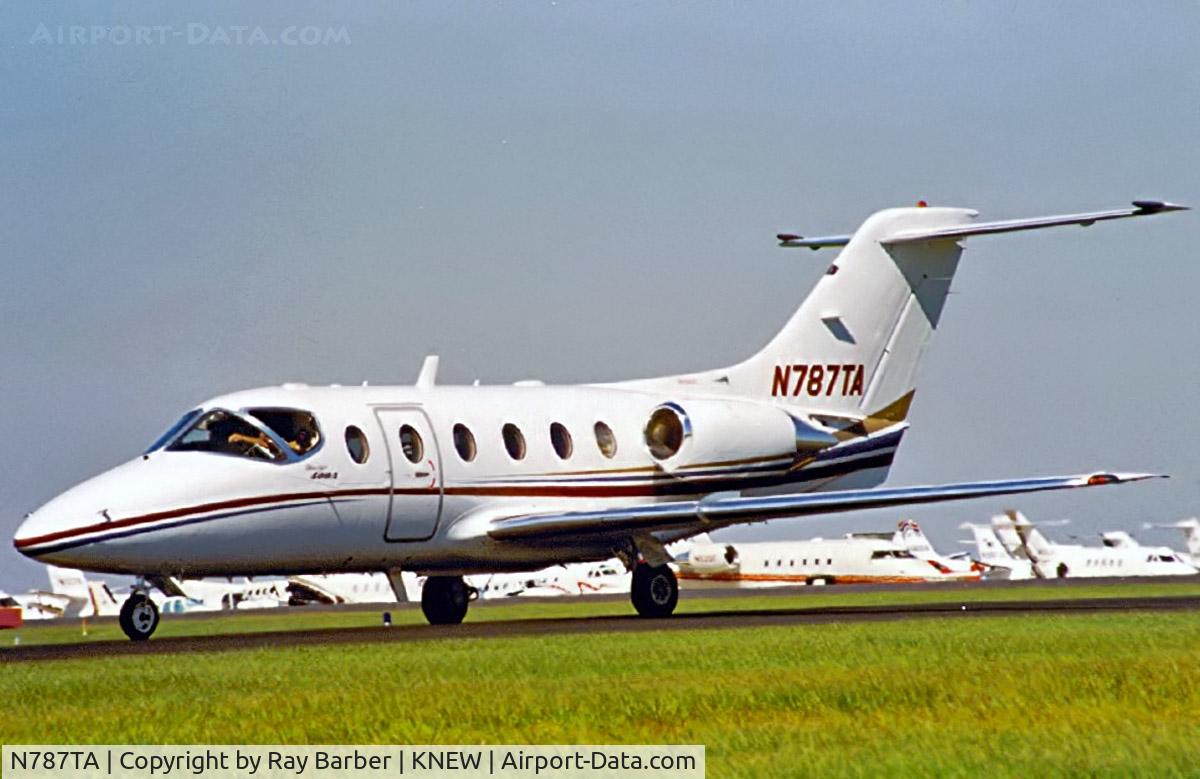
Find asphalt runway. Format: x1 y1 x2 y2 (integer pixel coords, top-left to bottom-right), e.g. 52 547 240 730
6 592 1198 664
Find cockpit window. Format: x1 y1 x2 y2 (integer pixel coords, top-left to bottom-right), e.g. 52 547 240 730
871 549 916 559
246 408 322 456
145 408 203 453
166 410 286 462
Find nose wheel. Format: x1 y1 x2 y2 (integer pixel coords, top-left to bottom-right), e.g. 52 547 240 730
421 576 470 625
631 563 678 618
119 593 160 641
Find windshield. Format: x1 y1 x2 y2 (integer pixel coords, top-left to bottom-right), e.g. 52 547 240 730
145 409 203 453
166 409 285 462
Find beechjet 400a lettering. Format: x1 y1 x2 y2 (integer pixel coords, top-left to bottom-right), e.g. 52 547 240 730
13 199 1187 640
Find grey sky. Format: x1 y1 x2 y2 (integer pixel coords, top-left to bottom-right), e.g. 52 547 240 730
2 2 1197 590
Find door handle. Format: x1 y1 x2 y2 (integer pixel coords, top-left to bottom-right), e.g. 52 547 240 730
414 471 431 478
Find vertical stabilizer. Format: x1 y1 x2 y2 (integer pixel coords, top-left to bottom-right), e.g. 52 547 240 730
724 206 974 420
968 524 1015 565
47 566 92 617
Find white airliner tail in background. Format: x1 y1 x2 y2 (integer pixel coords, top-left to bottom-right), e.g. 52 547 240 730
46 566 91 616
962 521 1035 580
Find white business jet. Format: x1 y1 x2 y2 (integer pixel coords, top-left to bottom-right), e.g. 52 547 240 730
13 200 1185 639
1004 510 1196 578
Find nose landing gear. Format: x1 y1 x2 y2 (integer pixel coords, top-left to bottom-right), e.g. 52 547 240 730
119 591 160 641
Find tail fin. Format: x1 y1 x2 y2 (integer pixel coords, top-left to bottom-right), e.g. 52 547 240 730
721 201 1185 423
726 206 970 420
87 581 121 617
1007 511 1055 561
894 519 935 556
46 566 92 617
964 524 1015 565
1169 519 1200 557
991 511 1030 559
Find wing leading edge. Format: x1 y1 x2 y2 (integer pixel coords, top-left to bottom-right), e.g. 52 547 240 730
487 472 1163 542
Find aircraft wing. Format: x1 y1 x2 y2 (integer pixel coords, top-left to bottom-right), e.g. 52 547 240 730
488 472 1161 542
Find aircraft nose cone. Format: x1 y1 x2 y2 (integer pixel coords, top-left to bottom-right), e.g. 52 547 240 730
14 506 74 560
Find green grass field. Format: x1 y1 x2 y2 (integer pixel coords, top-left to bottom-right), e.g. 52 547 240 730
3 584 1199 777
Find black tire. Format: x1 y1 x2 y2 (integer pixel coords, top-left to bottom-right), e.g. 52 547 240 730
421 576 470 625
118 594 160 641
631 563 678 618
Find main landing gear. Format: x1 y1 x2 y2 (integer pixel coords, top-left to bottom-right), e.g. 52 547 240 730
119 590 160 641
630 563 679 618
421 575 471 625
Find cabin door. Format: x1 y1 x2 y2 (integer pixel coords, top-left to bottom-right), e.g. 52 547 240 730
375 407 444 541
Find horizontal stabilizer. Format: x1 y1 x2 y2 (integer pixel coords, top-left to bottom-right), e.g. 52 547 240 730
885 201 1188 245
776 233 852 249
777 201 1187 249
489 472 1164 541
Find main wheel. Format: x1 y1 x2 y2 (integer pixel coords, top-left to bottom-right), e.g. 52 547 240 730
631 563 678 618
119 594 160 641
421 576 470 625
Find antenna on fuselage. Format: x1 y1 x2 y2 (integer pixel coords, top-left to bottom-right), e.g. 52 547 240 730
416 354 440 389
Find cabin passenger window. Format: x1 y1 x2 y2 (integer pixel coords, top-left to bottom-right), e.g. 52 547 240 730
594 421 617 458
398 425 424 463
344 426 370 464
550 422 573 460
167 410 285 462
453 424 477 462
502 424 527 460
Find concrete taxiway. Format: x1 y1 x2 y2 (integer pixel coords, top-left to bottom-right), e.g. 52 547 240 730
4 592 1197 663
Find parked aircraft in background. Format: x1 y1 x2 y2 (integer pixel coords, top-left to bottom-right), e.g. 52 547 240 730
674 533 969 586
0 566 121 620
1005 511 1196 579
288 572 410 605
149 576 290 613
959 521 1035 580
46 566 123 617
14 200 1182 639
854 519 982 579
1143 519 1200 566
0 585 69 620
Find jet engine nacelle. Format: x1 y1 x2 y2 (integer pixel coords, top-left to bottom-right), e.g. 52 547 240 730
642 398 837 475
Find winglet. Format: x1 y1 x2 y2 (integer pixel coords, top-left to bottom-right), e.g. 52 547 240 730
1131 200 1189 214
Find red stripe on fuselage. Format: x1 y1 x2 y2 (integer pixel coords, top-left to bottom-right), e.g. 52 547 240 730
14 452 884 551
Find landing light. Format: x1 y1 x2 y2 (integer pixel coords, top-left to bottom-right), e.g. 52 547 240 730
1087 473 1118 486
